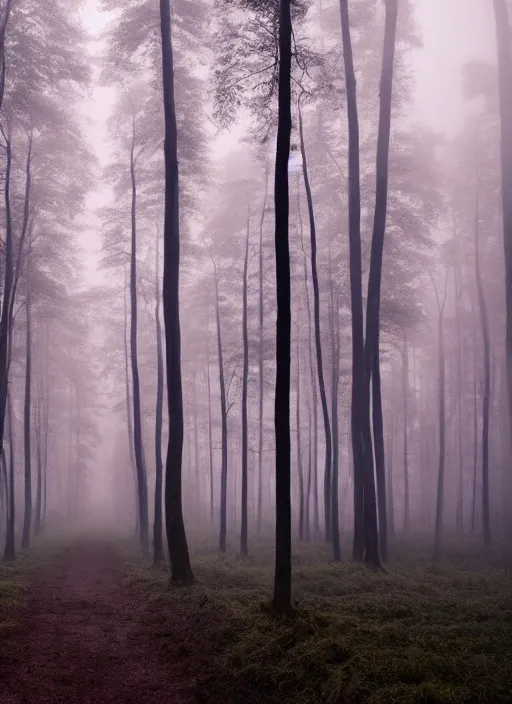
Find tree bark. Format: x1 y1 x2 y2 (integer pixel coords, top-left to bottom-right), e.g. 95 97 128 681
492 1 512 494
241 209 250 555
298 96 332 544
329 279 341 561
339 0 367 563
129 119 149 553
299 186 319 539
363 0 397 561
433 276 448 562
474 176 491 546
159 0 193 582
257 166 268 534
123 267 139 536
213 263 228 552
21 274 32 550
296 312 304 541
153 231 165 564
272 0 292 614
402 332 410 532
207 349 214 524
3 391 15 560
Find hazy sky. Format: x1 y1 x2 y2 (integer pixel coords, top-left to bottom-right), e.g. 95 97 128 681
413 0 495 133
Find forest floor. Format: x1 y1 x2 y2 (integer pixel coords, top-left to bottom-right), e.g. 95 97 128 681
0 539 188 703
1 535 512 704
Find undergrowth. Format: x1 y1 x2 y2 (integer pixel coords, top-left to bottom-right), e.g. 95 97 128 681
0 552 34 637
126 536 512 704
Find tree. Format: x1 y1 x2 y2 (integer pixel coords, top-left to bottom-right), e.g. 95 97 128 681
363 0 399 562
159 0 193 583
272 0 292 615
474 170 491 546
241 209 250 556
492 0 512 464
153 229 165 564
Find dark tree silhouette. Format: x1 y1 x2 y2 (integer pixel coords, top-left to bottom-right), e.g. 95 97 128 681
159 0 193 583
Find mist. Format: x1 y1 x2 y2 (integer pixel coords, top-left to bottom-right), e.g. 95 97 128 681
1 1 512 702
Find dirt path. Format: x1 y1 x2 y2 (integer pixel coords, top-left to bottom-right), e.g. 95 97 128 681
0 540 186 703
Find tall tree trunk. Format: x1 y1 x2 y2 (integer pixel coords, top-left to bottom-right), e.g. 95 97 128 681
0 0 12 111
454 265 464 534
21 278 32 550
153 231 165 564
129 122 149 554
339 0 367 563
159 0 193 582
34 370 42 537
3 391 15 560
363 0 398 563
372 349 387 558
387 411 395 540
241 209 250 556
305 395 312 541
299 184 319 539
402 332 410 532
471 312 478 535
213 263 228 553
272 0 292 614
0 128 14 455
296 313 304 541
474 176 491 546
257 166 268 534
123 268 139 535
492 1 512 490
298 96 332 544
330 281 341 562
207 351 214 524
433 276 448 562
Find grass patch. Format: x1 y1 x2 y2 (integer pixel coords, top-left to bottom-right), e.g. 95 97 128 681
0 552 34 638
126 537 512 704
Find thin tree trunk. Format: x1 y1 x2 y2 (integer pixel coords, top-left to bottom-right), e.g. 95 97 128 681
257 166 268 535
296 312 304 541
363 0 398 564
339 0 366 563
21 278 32 550
298 96 332 545
492 1 512 489
153 231 165 564
34 369 42 537
0 128 14 454
330 281 341 561
299 183 319 539
207 350 214 524
123 268 139 536
471 310 478 535
433 275 448 562
129 121 149 554
241 208 250 556
474 175 491 546
159 0 193 582
272 0 292 614
454 264 464 534
213 263 228 553
3 391 15 560
402 333 410 532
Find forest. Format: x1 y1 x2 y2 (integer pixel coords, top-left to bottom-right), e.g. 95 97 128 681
1 0 512 702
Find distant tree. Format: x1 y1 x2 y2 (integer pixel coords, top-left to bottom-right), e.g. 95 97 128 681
492 0 512 457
